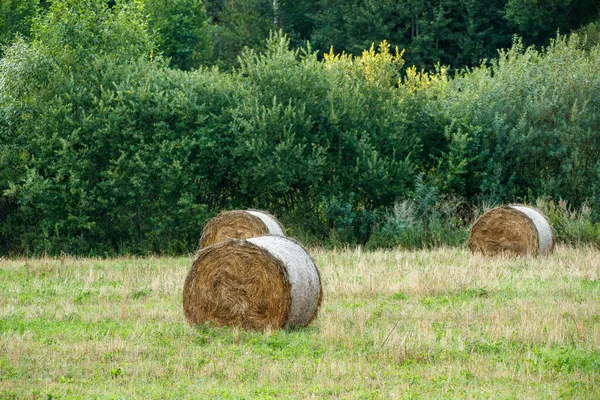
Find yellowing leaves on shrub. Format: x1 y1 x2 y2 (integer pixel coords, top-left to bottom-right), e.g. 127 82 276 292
324 40 404 88
403 65 449 93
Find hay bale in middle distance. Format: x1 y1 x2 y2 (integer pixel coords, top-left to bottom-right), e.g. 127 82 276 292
198 210 285 248
468 204 555 257
183 235 322 331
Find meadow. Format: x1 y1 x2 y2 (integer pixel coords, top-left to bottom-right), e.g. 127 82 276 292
1 246 599 399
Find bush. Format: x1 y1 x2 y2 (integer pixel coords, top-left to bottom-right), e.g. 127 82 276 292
234 35 423 242
4 13 600 254
0 0 41 57
535 198 600 247
437 35 600 207
368 176 471 249
0 0 224 254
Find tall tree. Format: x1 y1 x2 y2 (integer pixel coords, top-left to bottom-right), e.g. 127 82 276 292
504 0 600 46
277 0 318 46
145 0 213 70
310 0 511 70
210 0 275 68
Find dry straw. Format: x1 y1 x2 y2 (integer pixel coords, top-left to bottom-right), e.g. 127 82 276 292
469 205 555 257
198 210 285 249
183 236 322 331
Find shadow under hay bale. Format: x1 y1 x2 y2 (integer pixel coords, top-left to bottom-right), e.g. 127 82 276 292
468 205 555 257
183 236 322 331
199 210 285 249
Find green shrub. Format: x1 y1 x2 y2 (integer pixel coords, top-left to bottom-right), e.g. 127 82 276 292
0 0 223 254
438 35 600 207
535 198 600 247
4 9 600 254
0 0 41 57
368 177 471 249
576 19 600 50
235 35 423 241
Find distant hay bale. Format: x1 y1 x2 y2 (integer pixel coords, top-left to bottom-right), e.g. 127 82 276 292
198 210 285 249
468 205 555 257
183 235 322 331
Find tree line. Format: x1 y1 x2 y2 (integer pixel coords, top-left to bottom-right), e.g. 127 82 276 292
2 0 600 71
1 0 600 255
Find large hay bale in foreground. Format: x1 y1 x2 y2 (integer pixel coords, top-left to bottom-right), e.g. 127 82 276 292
199 210 285 249
183 235 322 330
469 205 554 257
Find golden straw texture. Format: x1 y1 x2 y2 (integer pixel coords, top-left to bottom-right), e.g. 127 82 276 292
198 210 284 249
468 205 554 257
183 237 321 331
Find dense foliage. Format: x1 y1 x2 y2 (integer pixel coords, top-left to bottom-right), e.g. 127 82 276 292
2 0 600 255
3 0 600 70
0 0 44 58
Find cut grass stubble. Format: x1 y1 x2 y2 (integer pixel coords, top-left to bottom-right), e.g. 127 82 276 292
0 245 599 398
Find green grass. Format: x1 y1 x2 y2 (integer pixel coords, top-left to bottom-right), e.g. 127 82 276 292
1 246 599 399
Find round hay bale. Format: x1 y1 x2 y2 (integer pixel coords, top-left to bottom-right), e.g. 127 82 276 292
198 210 285 249
183 235 322 330
468 204 555 257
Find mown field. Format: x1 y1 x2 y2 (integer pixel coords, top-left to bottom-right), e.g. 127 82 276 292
1 246 599 399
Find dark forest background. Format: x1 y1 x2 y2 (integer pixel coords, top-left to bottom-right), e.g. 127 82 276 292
4 0 600 71
2 0 600 255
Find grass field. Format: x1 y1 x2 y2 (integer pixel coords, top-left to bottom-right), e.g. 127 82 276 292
1 246 599 399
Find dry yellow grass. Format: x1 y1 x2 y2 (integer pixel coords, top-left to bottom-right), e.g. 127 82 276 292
0 245 599 398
